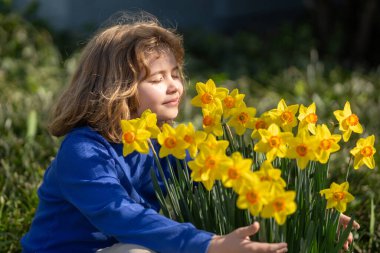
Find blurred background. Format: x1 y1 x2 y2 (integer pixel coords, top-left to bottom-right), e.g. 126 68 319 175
1 0 379 252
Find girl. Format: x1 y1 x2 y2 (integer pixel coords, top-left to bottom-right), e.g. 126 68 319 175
20 12 289 253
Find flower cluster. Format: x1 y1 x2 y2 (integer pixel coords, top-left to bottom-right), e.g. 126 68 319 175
190 79 376 214
120 78 377 225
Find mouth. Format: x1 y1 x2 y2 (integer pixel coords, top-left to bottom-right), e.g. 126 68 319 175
163 97 180 106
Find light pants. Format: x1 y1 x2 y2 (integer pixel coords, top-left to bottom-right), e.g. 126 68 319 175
97 243 156 253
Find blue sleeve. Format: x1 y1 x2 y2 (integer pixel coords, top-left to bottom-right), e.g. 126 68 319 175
56 134 213 253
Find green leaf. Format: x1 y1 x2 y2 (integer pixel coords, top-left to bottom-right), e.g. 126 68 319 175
26 110 37 140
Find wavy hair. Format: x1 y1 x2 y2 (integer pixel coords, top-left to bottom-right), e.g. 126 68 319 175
49 12 185 142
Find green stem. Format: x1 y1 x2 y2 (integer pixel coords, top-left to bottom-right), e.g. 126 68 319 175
345 156 353 182
148 139 183 221
223 123 237 153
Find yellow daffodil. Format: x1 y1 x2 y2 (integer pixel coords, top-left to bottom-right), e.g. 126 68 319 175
236 173 269 216
157 123 188 159
320 182 354 213
269 99 299 132
350 135 376 169
179 123 207 159
333 101 363 142
227 104 257 135
120 119 151 156
188 148 233 190
286 130 316 170
313 124 341 164
201 108 224 137
254 123 293 162
298 103 318 134
191 79 228 111
251 113 273 140
140 109 161 138
222 88 246 118
198 134 229 153
261 189 297 225
220 152 253 193
254 160 286 194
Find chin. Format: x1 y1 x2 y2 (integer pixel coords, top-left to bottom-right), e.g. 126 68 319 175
157 109 178 120
158 114 178 122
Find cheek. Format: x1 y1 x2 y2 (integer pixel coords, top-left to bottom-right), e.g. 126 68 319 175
139 85 161 101
136 88 155 113
178 82 184 96
141 94 158 109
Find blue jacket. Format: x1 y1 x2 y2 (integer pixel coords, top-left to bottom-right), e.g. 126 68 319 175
21 127 213 253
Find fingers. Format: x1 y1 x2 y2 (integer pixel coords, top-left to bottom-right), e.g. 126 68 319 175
253 242 288 253
347 232 353 244
343 232 354 250
275 248 288 253
270 243 288 252
338 214 359 251
353 220 360 230
251 222 260 234
233 223 289 253
343 241 349 250
208 224 288 253
339 214 360 230
234 222 260 238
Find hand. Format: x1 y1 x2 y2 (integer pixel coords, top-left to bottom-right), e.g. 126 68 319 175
339 214 360 251
207 222 288 253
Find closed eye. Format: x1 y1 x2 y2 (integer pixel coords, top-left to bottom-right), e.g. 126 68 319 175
149 75 163 84
172 68 180 79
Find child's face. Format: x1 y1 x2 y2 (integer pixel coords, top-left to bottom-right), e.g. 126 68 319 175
137 51 183 122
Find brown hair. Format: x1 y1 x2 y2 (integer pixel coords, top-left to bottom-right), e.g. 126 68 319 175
49 12 185 142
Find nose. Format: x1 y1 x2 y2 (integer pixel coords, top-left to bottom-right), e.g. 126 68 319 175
166 77 181 94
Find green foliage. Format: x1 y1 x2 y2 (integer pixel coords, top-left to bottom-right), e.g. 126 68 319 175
0 0 13 13
0 9 64 252
0 11 63 93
